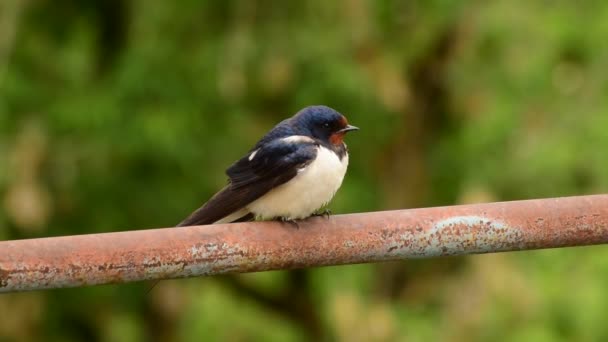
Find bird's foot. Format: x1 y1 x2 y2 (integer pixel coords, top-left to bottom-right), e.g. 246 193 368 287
279 217 300 229
313 208 332 219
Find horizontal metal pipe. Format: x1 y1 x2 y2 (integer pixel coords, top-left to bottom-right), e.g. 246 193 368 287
1 194 608 292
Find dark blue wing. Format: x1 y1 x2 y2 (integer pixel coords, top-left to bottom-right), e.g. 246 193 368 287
227 138 317 189
178 138 318 226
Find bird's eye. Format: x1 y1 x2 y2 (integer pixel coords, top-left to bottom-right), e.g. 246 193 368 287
323 123 330 128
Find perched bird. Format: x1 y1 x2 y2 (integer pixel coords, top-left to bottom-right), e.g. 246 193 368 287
178 105 358 227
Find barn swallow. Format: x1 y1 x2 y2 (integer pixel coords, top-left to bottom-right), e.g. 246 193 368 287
178 105 358 226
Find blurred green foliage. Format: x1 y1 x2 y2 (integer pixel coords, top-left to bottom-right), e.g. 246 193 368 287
1 1 608 341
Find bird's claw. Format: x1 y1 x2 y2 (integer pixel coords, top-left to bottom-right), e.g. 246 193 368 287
313 208 332 219
279 217 300 229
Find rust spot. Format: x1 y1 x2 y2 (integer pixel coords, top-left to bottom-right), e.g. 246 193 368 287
380 229 394 239
0 267 8 288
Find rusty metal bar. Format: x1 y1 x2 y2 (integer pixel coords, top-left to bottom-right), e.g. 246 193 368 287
1 194 608 292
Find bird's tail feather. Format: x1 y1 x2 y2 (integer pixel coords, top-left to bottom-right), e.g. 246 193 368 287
177 185 255 227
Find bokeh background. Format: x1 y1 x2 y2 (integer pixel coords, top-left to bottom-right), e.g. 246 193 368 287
1 1 608 341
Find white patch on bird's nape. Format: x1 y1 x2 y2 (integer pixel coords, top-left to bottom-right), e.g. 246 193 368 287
282 135 315 144
248 149 259 161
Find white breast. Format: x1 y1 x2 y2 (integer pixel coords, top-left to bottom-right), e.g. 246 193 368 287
246 145 349 220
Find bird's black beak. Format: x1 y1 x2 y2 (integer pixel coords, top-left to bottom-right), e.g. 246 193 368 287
338 124 359 133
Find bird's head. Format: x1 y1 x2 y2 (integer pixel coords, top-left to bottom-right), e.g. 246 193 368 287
292 105 359 145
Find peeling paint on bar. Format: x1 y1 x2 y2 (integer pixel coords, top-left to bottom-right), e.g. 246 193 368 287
1 194 608 292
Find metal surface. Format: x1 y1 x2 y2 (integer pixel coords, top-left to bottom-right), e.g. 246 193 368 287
1 194 608 292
